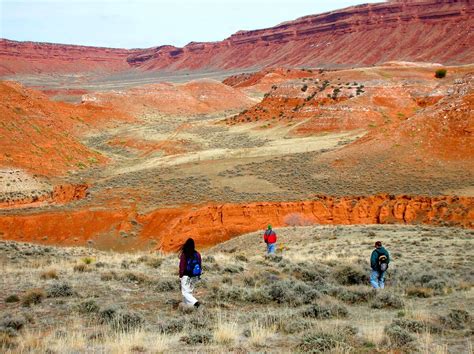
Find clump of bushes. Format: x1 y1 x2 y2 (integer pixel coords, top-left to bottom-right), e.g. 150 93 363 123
99 305 145 331
0 315 25 331
21 289 45 307
371 292 404 309
73 264 91 273
4 295 19 303
47 282 74 297
40 269 59 280
434 69 447 78
301 303 348 319
406 286 433 298
298 331 352 352
392 319 427 333
180 332 212 345
155 278 178 292
439 309 471 330
158 319 184 334
334 266 367 285
384 325 416 348
332 286 375 304
77 299 100 314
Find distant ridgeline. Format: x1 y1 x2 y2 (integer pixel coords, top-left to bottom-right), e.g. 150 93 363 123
1 0 473 75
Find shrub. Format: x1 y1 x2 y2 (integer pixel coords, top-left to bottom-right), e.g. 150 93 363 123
333 287 375 304
120 272 149 284
279 318 313 334
334 266 367 285
101 271 117 281
302 303 348 319
82 257 94 265
439 309 471 330
111 311 145 331
384 325 416 347
158 319 184 334
180 332 212 345
392 319 426 333
406 286 433 298
434 69 447 78
145 257 163 269
21 289 45 307
77 299 100 314
99 306 144 331
40 269 59 280
371 292 404 309
223 264 244 274
47 282 74 297
298 332 349 352
0 315 25 331
4 295 19 303
73 264 90 273
155 279 178 292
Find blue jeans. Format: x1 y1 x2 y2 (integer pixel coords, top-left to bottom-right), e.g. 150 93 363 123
267 243 276 254
370 270 385 289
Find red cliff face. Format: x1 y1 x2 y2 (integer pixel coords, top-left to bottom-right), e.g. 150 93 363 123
0 40 139 75
0 194 472 251
1 0 472 75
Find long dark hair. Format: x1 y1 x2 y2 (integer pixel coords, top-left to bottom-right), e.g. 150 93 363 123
181 238 196 259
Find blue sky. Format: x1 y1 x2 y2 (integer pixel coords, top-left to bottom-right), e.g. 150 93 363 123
1 0 380 49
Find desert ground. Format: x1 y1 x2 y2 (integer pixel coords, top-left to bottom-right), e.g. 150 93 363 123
1 224 472 352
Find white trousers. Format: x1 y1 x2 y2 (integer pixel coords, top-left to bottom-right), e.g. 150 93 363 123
181 276 198 306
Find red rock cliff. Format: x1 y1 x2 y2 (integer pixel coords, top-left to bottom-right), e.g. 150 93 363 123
0 194 472 251
1 0 472 75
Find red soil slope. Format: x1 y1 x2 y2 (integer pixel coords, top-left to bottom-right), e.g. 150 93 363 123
83 79 254 116
0 81 131 176
1 0 472 75
332 72 474 165
0 195 472 251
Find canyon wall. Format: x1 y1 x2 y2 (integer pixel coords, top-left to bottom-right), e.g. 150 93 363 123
1 0 473 75
0 194 472 251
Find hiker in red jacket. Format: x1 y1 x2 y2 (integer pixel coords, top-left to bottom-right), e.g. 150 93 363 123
263 225 277 254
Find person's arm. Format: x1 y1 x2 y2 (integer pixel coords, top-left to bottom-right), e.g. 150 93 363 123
179 254 186 278
370 250 377 270
263 231 268 243
385 249 390 264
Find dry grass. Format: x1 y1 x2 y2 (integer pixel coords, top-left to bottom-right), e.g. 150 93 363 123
213 317 238 345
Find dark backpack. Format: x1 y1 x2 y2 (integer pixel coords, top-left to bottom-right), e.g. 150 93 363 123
378 254 388 272
186 252 202 277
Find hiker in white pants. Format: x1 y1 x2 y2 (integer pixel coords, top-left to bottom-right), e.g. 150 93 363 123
179 238 202 308
181 276 198 305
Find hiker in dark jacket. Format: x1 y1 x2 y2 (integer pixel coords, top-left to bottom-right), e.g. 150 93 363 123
179 238 202 308
370 241 390 289
263 225 277 254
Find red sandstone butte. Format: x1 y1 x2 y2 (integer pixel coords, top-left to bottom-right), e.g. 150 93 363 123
0 195 472 251
1 0 473 75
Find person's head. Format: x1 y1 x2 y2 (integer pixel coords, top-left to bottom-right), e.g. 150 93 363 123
267 224 272 230
375 241 382 249
181 238 195 258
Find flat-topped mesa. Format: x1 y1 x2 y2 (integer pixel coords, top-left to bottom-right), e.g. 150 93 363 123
1 0 472 75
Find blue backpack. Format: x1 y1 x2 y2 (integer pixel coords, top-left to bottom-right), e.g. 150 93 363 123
186 252 202 277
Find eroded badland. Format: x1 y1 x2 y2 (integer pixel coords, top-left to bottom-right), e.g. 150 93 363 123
0 0 473 352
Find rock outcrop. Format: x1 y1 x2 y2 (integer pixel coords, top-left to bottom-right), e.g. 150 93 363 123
0 194 472 251
1 0 472 75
